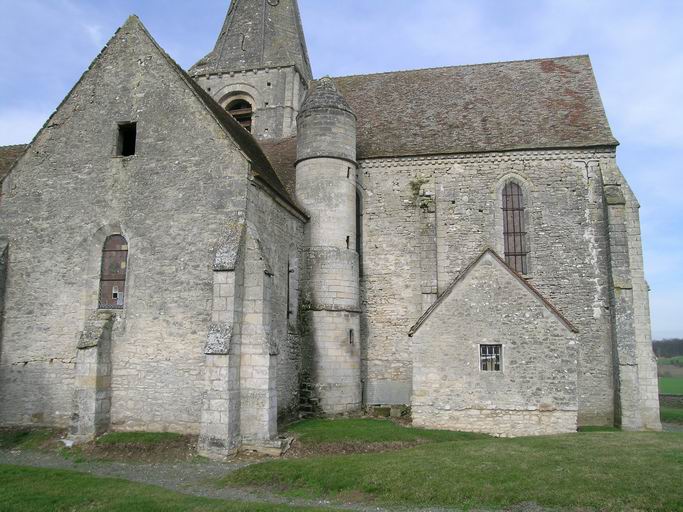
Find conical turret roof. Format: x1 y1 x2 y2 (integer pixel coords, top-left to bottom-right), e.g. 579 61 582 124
190 0 312 80
300 77 354 115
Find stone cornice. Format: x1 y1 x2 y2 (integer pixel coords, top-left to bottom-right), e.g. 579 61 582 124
359 147 617 169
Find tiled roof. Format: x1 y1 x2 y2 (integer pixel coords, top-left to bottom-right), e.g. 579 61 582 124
333 55 618 159
260 136 297 198
0 144 28 182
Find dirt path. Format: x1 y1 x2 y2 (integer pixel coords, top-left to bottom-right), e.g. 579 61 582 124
0 448 557 512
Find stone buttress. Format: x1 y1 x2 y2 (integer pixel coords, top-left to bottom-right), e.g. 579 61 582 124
600 161 661 431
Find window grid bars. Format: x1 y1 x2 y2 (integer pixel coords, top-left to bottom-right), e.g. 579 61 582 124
480 344 502 372
502 182 528 274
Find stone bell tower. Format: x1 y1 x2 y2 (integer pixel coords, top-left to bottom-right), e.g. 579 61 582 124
189 0 312 140
296 78 362 414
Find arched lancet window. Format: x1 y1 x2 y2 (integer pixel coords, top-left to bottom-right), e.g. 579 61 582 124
502 182 528 274
99 235 128 309
226 99 253 132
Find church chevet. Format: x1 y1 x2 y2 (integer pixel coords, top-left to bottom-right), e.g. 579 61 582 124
0 0 661 458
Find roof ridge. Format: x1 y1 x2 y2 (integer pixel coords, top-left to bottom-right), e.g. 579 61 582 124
127 16 304 216
331 54 591 81
0 144 29 150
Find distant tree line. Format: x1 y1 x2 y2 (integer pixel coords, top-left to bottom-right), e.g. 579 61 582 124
653 339 683 358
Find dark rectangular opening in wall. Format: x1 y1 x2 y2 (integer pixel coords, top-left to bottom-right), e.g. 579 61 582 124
480 344 502 372
117 122 137 157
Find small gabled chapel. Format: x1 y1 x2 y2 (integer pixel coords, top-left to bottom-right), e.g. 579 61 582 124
0 0 660 457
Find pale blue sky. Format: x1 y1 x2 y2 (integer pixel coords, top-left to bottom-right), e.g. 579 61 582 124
0 0 681 339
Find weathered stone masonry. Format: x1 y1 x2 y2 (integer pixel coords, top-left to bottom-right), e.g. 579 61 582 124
410 249 579 437
359 148 659 429
0 18 307 452
0 0 661 445
296 79 362 414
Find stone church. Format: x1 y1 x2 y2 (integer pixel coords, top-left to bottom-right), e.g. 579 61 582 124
0 0 661 457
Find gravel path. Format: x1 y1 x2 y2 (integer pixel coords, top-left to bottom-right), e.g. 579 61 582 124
0 448 554 512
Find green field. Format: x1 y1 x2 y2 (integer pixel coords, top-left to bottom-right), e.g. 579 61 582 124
659 377 683 395
2 420 683 511
0 465 330 512
225 422 683 511
659 356 683 366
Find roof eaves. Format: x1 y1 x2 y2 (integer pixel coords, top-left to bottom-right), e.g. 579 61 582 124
132 17 302 212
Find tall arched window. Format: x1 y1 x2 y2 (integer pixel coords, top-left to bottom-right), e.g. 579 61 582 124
502 182 528 274
99 235 128 309
226 99 253 132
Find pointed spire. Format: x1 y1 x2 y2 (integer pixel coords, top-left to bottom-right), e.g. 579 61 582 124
191 0 312 80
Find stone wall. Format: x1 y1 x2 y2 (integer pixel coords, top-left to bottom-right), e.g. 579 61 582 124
0 20 251 432
296 156 362 414
411 250 579 437
245 181 305 425
193 66 307 141
601 161 661 430
359 148 621 425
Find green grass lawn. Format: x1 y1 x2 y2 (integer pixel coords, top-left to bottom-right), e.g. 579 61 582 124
661 406 683 424
287 418 487 444
225 422 683 511
95 431 185 445
659 377 683 395
0 465 333 512
659 356 683 366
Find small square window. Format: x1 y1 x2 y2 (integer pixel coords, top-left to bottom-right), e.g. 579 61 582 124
116 122 137 157
480 344 502 372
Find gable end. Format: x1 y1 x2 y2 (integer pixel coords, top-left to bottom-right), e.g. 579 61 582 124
408 248 579 337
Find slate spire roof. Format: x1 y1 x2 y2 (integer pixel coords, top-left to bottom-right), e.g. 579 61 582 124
190 0 312 80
